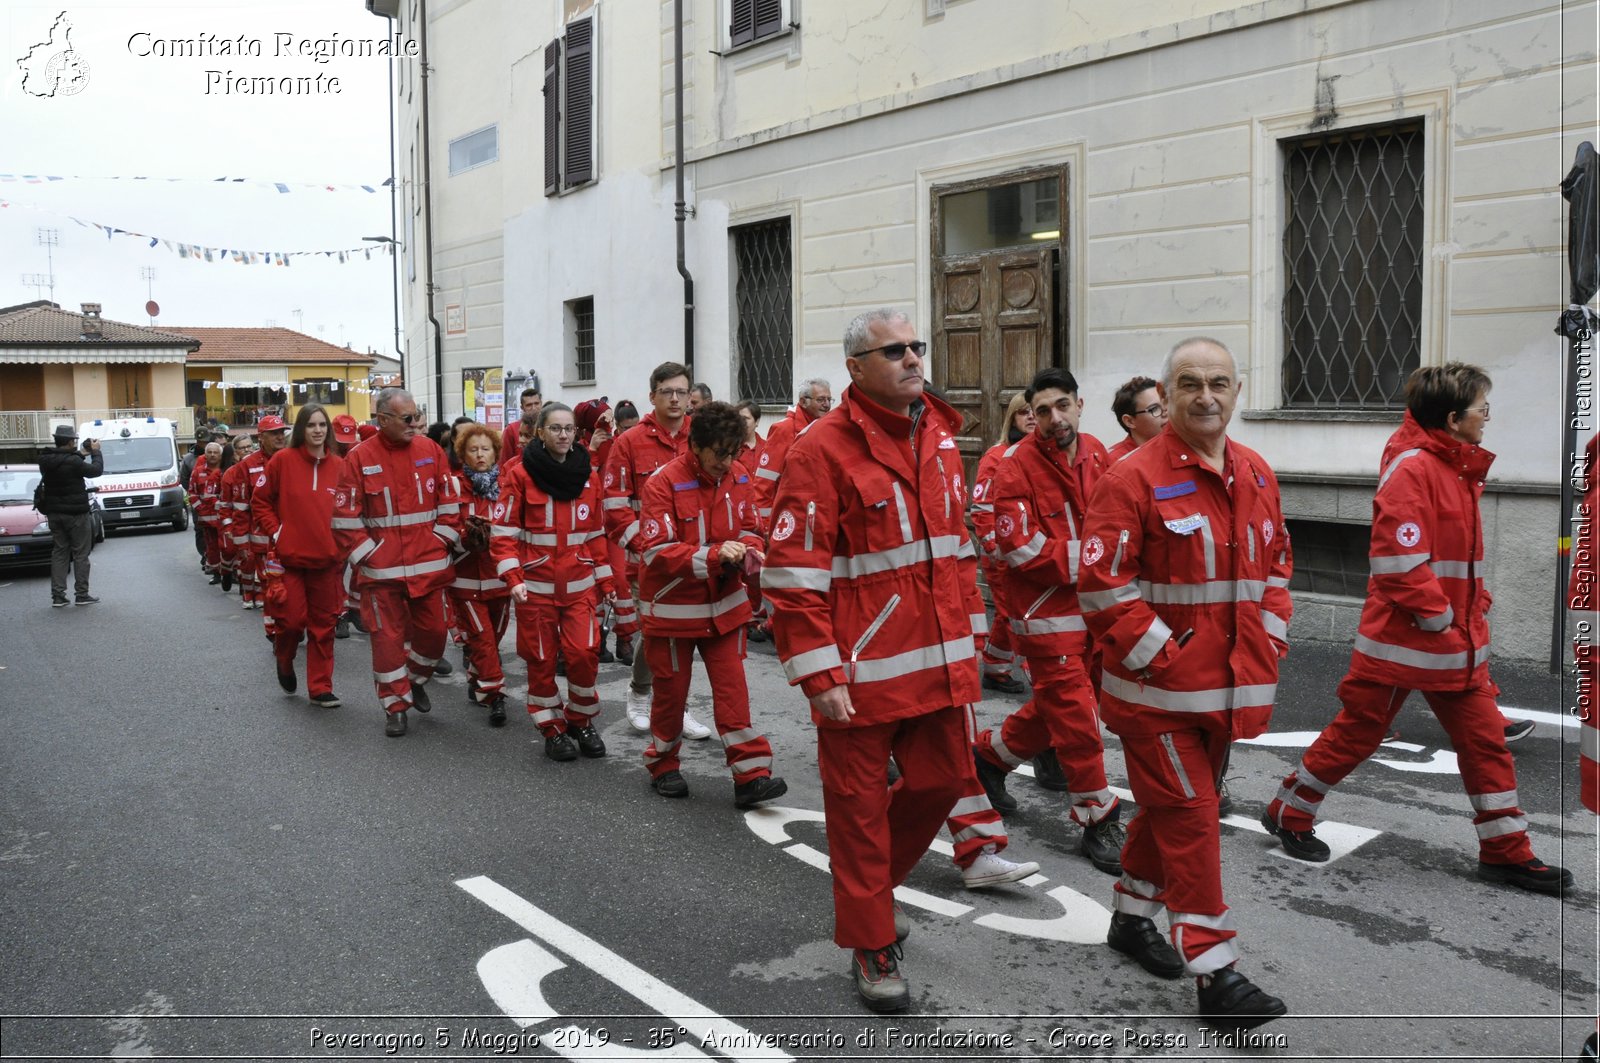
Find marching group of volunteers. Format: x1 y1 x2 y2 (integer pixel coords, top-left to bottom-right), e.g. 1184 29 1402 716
161 306 1596 1035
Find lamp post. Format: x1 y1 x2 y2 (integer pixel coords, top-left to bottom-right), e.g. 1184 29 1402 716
362 235 412 409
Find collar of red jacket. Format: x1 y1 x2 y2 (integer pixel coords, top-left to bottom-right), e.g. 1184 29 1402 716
792 403 817 427
1392 410 1496 479
639 410 689 443
840 383 959 475
1023 426 1100 474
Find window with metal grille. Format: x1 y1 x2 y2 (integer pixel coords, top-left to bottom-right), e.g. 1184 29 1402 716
294 379 342 405
567 296 595 384
1284 518 1371 598
732 218 793 405
1281 121 1424 409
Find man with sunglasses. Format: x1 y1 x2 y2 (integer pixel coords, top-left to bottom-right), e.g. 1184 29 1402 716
1107 375 1166 463
752 376 832 525
1264 363 1571 896
602 361 712 741
333 388 462 737
763 309 1025 1013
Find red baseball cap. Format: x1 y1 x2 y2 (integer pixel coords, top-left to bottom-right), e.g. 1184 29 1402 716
257 413 288 433
332 414 359 444
357 423 378 441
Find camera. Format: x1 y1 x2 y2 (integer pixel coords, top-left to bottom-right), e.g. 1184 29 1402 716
81 438 95 452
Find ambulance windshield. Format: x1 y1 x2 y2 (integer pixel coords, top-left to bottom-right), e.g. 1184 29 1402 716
97 437 176 474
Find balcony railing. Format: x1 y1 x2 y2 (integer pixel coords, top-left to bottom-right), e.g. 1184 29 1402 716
0 407 197 445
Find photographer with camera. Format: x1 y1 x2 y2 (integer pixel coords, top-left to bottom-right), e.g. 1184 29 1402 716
37 425 103 607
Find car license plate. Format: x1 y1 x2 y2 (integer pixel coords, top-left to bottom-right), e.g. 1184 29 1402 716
0 545 18 555
119 511 140 519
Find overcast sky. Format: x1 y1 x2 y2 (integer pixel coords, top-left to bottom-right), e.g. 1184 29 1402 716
2 1 398 355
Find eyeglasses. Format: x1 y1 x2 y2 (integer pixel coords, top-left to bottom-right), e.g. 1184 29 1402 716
850 340 927 361
378 411 425 425
706 447 737 462
543 424 577 436
801 395 833 409
1137 403 1165 418
654 387 690 399
1465 403 1491 416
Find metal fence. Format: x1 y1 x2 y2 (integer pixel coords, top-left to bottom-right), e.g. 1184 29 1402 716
733 218 794 406
1281 120 1424 408
0 407 196 445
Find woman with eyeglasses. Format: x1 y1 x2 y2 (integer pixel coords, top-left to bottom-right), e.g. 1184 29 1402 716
252 403 345 708
492 403 613 762
447 422 513 727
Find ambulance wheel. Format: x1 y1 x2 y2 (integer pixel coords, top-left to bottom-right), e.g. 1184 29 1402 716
170 509 189 532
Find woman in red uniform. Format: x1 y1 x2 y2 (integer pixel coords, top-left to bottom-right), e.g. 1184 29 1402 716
450 422 513 726
252 403 344 708
190 441 226 581
492 403 613 762
219 434 259 608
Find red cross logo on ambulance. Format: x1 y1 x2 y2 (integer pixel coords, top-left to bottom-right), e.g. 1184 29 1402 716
771 509 796 542
1082 535 1105 566
1396 521 1421 548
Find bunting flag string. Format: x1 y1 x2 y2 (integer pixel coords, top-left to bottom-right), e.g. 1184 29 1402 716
0 174 392 193
201 380 382 395
0 196 393 264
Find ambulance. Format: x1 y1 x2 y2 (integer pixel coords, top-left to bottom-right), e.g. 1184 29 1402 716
77 416 188 532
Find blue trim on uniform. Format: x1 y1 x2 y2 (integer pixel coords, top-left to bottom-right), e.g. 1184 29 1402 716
673 480 699 491
1153 480 1197 500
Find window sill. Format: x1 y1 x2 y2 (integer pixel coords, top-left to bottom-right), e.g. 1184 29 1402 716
1240 408 1403 423
560 379 598 389
718 27 795 60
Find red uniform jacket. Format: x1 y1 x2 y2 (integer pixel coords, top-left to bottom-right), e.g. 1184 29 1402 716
332 434 461 594
990 430 1110 656
500 422 526 465
1106 435 1140 463
234 449 274 556
190 457 223 523
252 446 341 568
601 412 690 581
752 405 817 521
968 439 1010 560
1079 426 1293 739
634 451 763 638
218 461 252 560
490 461 609 605
449 477 512 600
1347 412 1494 692
761 386 986 726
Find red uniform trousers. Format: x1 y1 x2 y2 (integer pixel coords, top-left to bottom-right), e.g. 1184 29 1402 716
819 703 982 949
1113 722 1235 975
452 593 510 705
445 595 467 647
274 563 343 697
979 561 1017 678
199 521 223 570
1267 675 1536 864
515 595 601 734
975 653 1117 825
235 550 260 606
641 631 773 784
940 704 1013 869
360 582 445 714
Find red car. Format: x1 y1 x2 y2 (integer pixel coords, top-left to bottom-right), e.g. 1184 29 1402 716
0 464 104 570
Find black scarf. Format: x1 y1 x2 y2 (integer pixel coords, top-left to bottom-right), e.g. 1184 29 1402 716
521 439 591 501
1006 425 1027 444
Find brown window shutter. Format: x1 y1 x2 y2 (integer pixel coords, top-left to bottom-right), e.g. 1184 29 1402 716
563 17 594 188
543 39 560 195
729 0 755 46
754 0 784 40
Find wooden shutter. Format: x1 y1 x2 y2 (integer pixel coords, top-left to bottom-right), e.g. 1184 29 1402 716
754 0 784 40
729 0 755 46
562 17 594 188
542 39 560 195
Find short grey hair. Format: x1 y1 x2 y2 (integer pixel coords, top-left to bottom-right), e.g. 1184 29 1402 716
1161 336 1234 390
798 377 831 401
843 308 910 358
374 387 412 416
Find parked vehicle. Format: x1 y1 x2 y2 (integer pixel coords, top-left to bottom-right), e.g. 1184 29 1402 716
77 417 187 532
0 465 104 569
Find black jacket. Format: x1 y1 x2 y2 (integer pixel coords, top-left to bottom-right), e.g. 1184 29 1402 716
37 446 103 516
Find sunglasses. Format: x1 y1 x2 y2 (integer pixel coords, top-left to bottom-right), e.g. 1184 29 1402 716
379 411 425 425
850 340 926 361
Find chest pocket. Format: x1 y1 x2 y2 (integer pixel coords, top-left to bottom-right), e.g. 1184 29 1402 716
1152 497 1218 581
670 488 708 546
846 465 914 548
361 469 393 517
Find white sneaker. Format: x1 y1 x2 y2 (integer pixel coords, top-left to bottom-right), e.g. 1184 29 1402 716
626 688 651 732
961 845 1040 889
681 709 712 741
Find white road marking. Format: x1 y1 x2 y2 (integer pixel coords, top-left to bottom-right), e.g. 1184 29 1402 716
476 939 567 1028
457 875 793 1063
973 886 1110 943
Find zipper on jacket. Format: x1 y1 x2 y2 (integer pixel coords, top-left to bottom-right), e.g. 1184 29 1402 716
383 486 394 515
936 456 951 520
415 471 424 505
1247 523 1256 564
1024 586 1057 619
312 456 320 492
1110 529 1129 577
697 512 707 545
1160 734 1196 799
725 493 734 530
849 593 902 682
889 482 913 543
805 501 815 552
654 577 683 601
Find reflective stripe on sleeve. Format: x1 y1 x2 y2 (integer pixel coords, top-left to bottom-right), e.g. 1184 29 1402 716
495 556 519 576
1122 616 1174 672
1078 583 1141 613
331 517 365 530
1368 553 1430 575
781 643 844 683
1431 560 1475 579
1414 605 1454 633
761 566 833 592
1003 530 1047 568
601 496 632 510
754 466 781 482
691 547 711 580
1262 610 1288 642
1009 614 1087 636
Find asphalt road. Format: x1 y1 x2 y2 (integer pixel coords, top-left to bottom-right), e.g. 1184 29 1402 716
1 526 1595 1061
